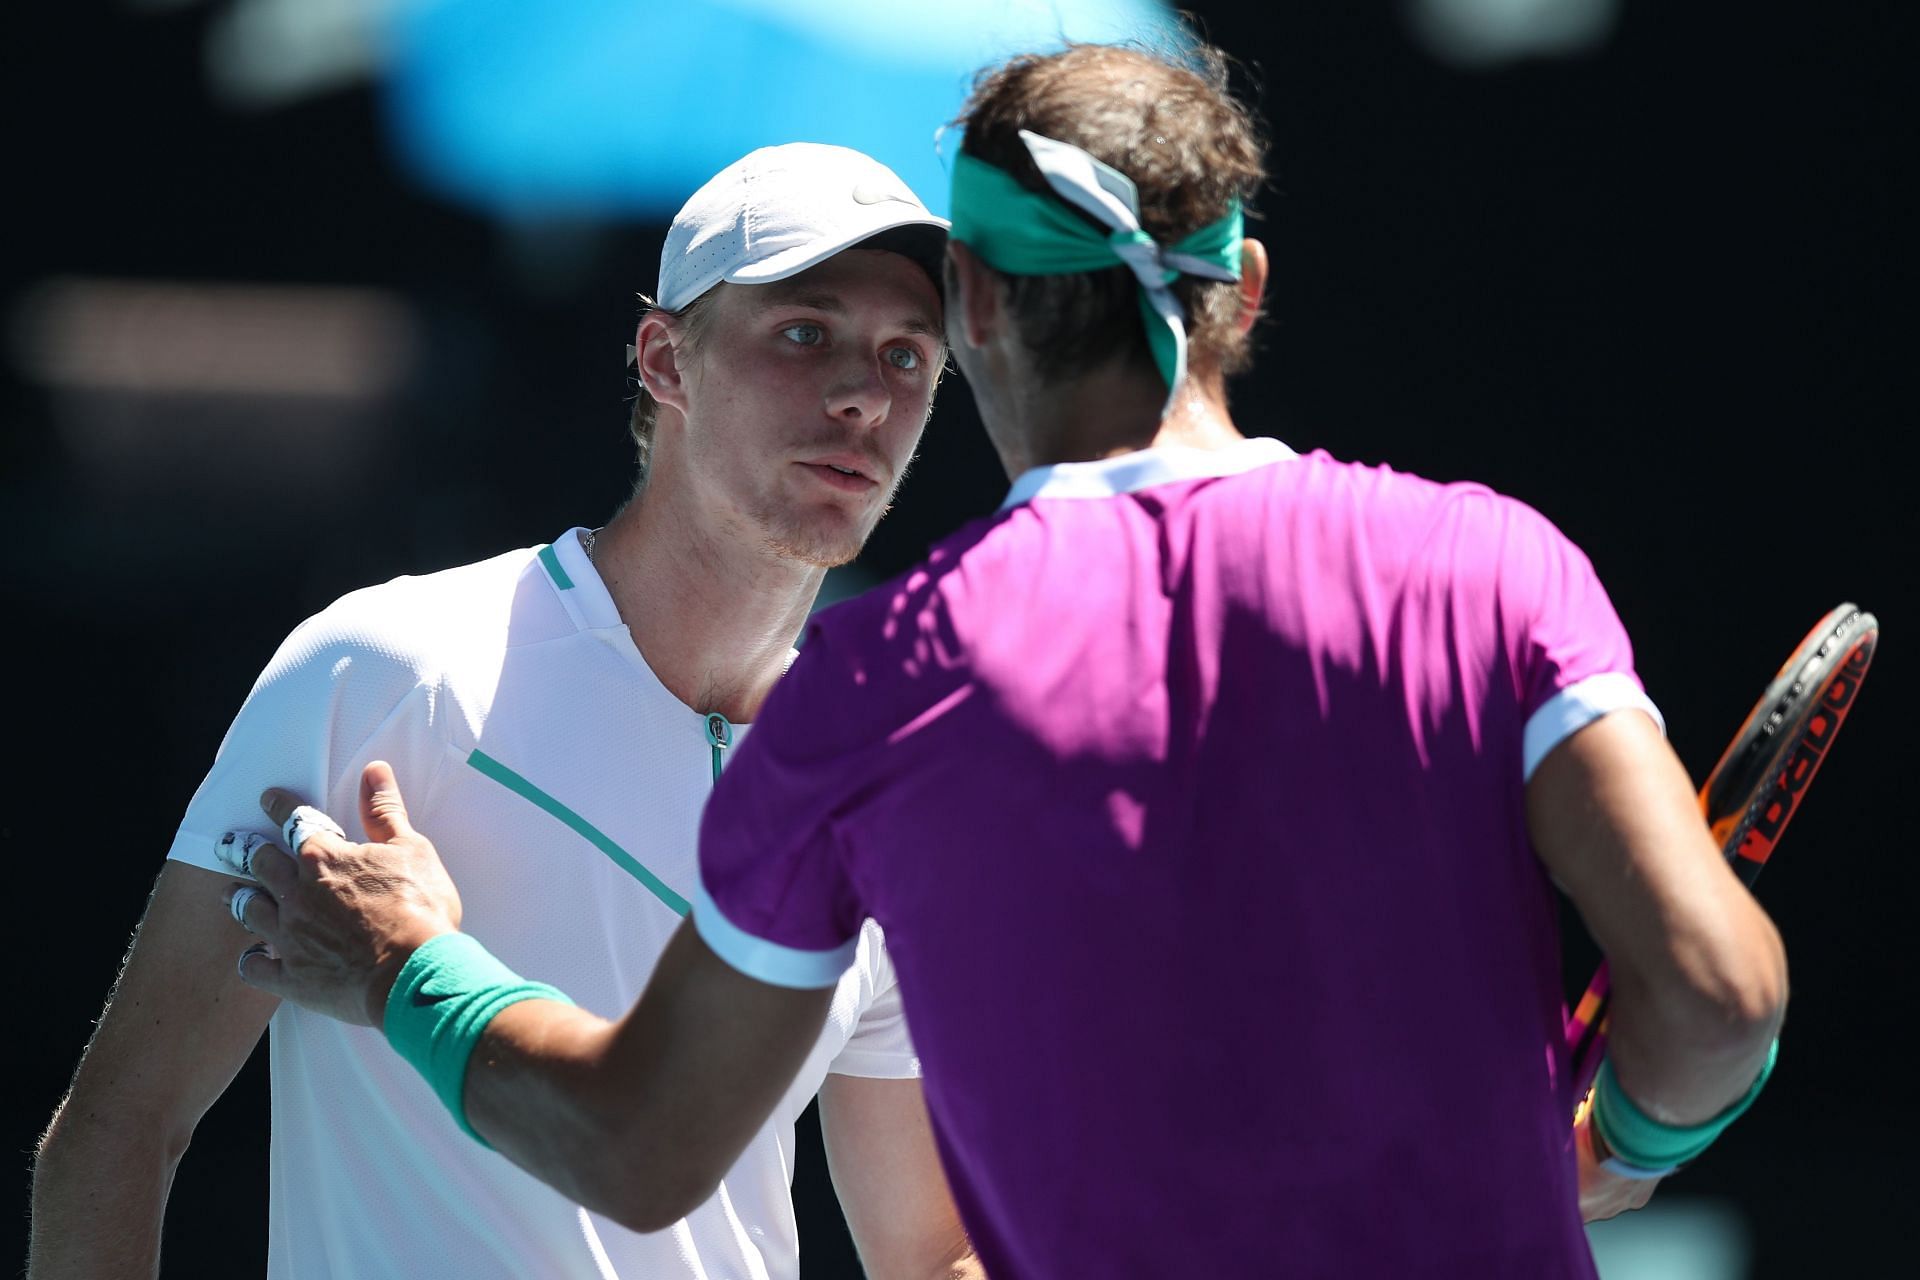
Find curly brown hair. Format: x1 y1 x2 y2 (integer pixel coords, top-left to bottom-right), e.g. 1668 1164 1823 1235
954 42 1268 386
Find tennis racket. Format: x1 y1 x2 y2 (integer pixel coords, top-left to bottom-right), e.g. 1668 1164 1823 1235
1565 602 1880 1115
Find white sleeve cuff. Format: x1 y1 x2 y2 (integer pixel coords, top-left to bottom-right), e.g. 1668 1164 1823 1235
1522 672 1666 781
691 879 859 990
165 828 230 876
827 1046 924 1079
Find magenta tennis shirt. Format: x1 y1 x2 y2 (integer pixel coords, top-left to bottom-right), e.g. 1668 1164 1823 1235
695 439 1660 1278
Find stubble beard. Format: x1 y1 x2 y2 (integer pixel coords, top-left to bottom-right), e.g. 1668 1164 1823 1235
756 476 904 569
761 523 862 569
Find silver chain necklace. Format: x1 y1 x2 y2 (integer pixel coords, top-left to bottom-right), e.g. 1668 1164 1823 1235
582 526 602 565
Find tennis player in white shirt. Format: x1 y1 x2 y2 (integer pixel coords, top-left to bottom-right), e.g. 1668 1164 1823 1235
29 142 978 1280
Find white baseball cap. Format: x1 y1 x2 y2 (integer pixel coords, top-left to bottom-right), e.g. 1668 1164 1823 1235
656 143 950 312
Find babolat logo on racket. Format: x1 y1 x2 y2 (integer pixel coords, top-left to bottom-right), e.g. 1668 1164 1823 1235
1741 639 1872 864
1705 605 1879 883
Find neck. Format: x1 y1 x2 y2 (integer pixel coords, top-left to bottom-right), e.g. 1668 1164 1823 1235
986 358 1246 477
587 481 825 724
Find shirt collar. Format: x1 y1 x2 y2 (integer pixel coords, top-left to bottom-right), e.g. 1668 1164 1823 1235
542 526 626 632
998 436 1297 511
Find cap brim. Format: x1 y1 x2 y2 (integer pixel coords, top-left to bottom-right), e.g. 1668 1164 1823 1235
726 211 950 288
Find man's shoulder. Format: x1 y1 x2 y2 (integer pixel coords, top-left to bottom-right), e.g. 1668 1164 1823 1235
1268 447 1477 507
277 544 542 684
1268 449 1574 547
324 542 537 618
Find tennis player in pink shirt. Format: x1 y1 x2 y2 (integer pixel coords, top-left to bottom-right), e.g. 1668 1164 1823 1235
230 42 1787 1279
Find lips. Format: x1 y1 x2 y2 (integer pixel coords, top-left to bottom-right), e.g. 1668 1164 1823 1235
798 450 886 483
797 460 880 493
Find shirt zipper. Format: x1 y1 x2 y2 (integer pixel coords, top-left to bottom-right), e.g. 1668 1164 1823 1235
704 712 733 783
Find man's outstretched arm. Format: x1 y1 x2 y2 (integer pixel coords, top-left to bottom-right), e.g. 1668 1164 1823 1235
234 762 833 1233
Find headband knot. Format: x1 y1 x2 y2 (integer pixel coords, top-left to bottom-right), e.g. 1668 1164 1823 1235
1107 227 1181 289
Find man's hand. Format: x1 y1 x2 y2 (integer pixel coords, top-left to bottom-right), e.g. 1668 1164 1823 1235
1575 1109 1660 1222
228 760 462 1027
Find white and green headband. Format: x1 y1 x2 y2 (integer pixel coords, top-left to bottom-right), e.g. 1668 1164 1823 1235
949 128 1243 413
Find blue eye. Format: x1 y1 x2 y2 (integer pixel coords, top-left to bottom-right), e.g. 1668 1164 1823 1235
886 346 921 370
782 324 823 345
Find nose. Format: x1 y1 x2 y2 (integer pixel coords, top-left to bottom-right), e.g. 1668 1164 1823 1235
824 354 891 426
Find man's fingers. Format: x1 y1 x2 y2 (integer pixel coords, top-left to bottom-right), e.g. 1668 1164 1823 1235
260 789 348 851
247 840 299 893
227 885 280 937
237 943 285 993
360 760 416 843
260 788 302 831
215 830 270 877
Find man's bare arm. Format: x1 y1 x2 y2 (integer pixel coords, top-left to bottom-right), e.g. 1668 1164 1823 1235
820 1075 981 1280
1528 710 1787 1120
30 862 280 1279
1531 710 1787 1219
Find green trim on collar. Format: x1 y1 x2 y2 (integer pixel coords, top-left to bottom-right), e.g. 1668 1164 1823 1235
536 543 575 591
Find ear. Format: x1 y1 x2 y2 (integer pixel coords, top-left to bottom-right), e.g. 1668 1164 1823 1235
944 241 1003 350
1233 238 1269 337
634 311 690 414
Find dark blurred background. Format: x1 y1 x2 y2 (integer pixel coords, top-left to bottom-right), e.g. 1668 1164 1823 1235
4 2 1905 1276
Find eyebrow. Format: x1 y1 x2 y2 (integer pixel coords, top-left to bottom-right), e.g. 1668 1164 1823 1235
756 284 944 342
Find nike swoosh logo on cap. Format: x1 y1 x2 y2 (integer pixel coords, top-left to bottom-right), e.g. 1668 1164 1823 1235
851 180 917 208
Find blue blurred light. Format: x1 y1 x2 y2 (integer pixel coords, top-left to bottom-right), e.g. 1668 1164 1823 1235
382 0 1185 222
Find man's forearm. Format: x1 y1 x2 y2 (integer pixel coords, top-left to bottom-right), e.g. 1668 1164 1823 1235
456 995 831 1233
427 923 833 1233
29 1101 180 1279
818 1074 980 1280
458 999 690 1227
1602 936 1784 1124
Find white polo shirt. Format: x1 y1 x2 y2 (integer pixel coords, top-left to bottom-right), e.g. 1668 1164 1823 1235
168 529 918 1279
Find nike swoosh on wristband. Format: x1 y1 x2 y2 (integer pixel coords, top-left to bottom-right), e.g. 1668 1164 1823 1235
411 988 459 1007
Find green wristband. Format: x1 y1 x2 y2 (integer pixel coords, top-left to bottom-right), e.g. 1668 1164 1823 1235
1591 1038 1779 1175
383 932 575 1145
